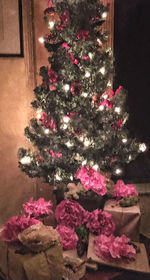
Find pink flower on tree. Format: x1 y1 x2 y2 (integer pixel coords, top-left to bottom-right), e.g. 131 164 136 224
0 216 42 242
76 166 107 196
48 69 58 83
113 180 138 199
77 30 89 40
85 209 115 235
55 200 86 229
22 197 53 219
40 112 55 131
94 234 136 262
56 225 78 250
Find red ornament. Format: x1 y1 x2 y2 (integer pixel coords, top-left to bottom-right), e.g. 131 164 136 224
48 69 58 83
70 81 82 96
49 83 57 91
40 112 55 131
77 30 89 40
112 118 124 130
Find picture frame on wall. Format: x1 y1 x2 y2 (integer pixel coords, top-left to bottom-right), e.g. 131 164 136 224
0 0 23 57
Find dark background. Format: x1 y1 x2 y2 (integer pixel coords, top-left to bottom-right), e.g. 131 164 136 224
114 0 150 182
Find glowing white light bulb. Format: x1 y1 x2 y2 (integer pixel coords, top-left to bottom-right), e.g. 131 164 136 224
44 128 50 134
63 124 68 130
38 37 45 44
84 138 90 147
115 107 121 114
107 80 112 87
99 67 106 75
20 156 31 165
64 84 70 92
79 136 84 142
82 159 87 166
102 12 107 19
82 92 88 97
66 141 73 147
85 71 91 78
93 164 99 171
88 52 93 60
63 116 70 123
49 21 55 29
128 155 132 161
36 108 42 119
98 104 104 111
139 143 147 152
56 174 62 181
122 138 127 144
70 175 73 181
114 168 122 175
97 38 102 46
103 93 108 100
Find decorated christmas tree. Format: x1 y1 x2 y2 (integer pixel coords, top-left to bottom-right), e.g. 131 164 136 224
18 0 146 197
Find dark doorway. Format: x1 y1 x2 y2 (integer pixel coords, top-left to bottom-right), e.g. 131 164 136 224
114 0 150 182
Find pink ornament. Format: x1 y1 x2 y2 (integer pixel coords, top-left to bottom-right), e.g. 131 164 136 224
56 225 78 250
62 43 70 50
48 69 58 83
77 30 89 40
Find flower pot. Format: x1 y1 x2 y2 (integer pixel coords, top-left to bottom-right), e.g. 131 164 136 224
76 192 107 212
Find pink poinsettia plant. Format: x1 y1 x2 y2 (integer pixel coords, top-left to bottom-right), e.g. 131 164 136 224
0 216 42 242
113 180 138 199
56 225 78 250
94 234 136 262
55 200 86 229
22 197 53 219
85 209 115 236
76 166 107 196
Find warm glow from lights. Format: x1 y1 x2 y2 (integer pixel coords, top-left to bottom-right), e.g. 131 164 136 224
36 108 43 119
63 116 70 123
84 138 91 147
102 12 107 19
85 71 91 78
139 143 147 152
70 175 73 181
82 159 87 166
114 168 122 175
63 124 68 130
49 21 55 29
66 141 73 147
103 93 108 100
44 128 50 134
88 52 93 59
38 37 45 44
122 138 127 144
79 136 84 142
82 92 88 97
98 104 104 111
56 174 62 181
64 84 70 92
115 107 121 114
97 38 102 46
20 156 31 164
93 164 99 170
99 67 106 75
107 80 112 87
128 155 132 161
